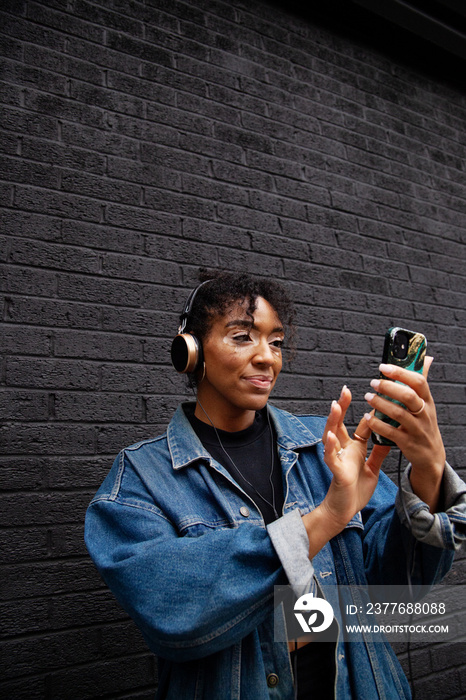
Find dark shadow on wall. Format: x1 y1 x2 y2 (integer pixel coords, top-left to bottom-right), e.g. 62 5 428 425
267 0 466 90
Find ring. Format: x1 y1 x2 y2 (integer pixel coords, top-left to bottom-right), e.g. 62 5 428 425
353 433 368 443
410 399 425 416
336 449 343 457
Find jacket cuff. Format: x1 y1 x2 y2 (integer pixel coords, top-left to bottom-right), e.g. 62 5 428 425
395 462 466 550
267 509 315 597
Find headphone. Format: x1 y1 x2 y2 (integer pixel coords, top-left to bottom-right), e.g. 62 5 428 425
170 280 211 374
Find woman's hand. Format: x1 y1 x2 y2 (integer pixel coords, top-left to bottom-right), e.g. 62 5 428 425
363 356 446 511
319 386 390 533
302 386 390 557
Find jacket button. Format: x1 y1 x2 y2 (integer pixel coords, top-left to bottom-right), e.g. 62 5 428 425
239 506 250 517
267 673 279 687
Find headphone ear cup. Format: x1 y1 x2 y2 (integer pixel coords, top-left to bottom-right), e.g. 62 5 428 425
171 333 203 374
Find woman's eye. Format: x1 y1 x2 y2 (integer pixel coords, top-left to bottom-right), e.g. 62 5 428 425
233 333 251 343
271 339 284 349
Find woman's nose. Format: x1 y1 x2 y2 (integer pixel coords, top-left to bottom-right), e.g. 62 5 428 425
252 339 275 365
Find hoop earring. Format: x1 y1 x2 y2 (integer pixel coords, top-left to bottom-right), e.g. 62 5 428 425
198 361 206 384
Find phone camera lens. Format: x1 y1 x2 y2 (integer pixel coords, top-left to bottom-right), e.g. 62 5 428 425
393 332 409 360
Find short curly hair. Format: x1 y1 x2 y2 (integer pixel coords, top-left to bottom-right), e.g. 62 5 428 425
183 269 295 348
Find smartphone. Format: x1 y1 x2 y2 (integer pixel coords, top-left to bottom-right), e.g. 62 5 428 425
371 327 427 446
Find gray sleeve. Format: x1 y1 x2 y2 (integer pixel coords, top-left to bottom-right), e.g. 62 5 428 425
396 461 466 549
267 508 317 597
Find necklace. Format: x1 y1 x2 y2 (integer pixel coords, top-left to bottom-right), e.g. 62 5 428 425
196 398 279 520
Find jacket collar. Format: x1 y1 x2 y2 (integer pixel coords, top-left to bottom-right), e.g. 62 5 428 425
167 402 321 471
267 404 322 450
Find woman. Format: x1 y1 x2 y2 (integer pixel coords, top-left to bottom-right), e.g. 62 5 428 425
85 271 466 699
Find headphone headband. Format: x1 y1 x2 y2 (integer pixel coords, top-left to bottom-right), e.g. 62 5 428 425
177 279 212 334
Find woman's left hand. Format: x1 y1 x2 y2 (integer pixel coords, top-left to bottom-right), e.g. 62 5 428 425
363 356 446 511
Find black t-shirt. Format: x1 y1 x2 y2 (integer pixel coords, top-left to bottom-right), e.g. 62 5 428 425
185 405 284 525
290 627 337 699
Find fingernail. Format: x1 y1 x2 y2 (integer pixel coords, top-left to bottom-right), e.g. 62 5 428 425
340 385 347 398
331 400 338 409
364 413 372 422
365 392 375 402
379 363 394 375
370 379 380 391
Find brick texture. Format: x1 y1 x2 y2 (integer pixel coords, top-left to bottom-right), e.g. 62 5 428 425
1 0 465 697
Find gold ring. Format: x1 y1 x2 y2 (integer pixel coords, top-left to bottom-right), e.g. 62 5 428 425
353 432 369 443
410 399 425 416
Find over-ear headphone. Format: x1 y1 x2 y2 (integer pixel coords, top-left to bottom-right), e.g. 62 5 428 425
170 280 211 374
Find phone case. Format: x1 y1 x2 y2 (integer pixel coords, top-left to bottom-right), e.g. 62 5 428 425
371 327 427 446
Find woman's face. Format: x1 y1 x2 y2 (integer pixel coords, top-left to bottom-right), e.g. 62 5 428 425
196 296 284 430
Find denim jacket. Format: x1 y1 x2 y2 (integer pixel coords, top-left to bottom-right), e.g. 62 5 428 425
85 403 466 699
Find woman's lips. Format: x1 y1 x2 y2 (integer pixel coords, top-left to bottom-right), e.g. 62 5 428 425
243 376 273 390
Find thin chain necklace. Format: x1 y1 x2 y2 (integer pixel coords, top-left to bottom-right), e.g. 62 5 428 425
196 397 279 520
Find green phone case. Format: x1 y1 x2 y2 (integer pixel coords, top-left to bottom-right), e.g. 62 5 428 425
371 327 427 446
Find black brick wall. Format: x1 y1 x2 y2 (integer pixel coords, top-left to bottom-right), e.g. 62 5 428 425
1 0 465 697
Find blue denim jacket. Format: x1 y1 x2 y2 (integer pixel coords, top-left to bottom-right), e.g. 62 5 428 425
85 403 466 699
